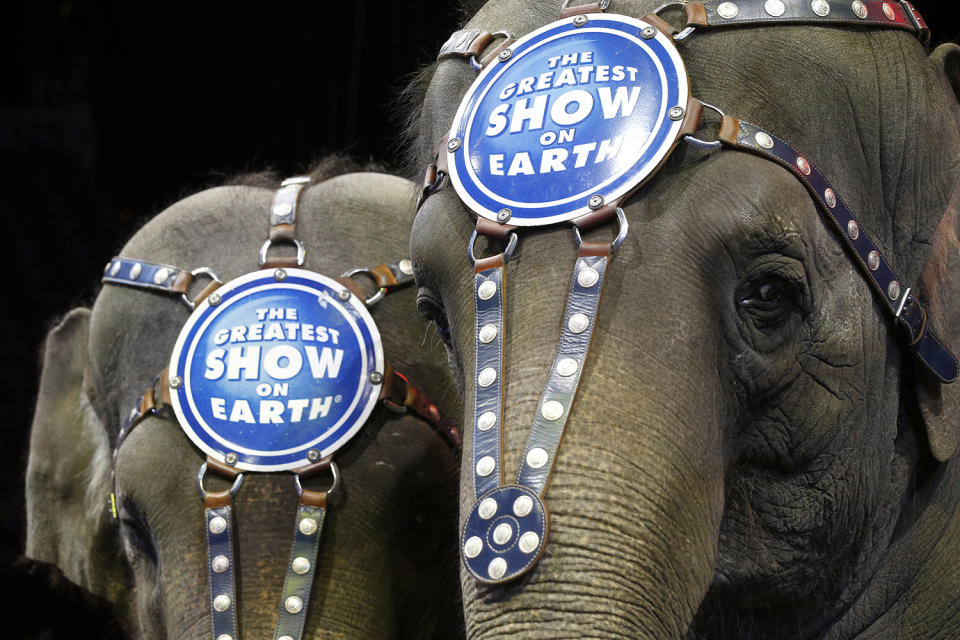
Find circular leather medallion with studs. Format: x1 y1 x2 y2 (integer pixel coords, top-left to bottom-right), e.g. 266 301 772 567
461 484 549 584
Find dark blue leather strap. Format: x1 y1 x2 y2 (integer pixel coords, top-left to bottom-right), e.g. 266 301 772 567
718 116 958 383
206 505 240 640
103 257 189 293
273 500 326 640
472 258 507 499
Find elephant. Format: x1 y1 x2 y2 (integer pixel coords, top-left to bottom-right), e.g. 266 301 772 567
25 163 465 639
408 1 960 638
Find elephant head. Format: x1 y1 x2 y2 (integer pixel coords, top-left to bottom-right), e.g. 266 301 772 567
26 166 464 639
409 1 960 637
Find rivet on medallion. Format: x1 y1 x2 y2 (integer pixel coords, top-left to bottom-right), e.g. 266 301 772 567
882 2 895 20
540 400 564 421
498 48 513 62
669 106 685 121
568 313 589 334
556 358 579 377
370 371 384 384
513 495 533 517
493 522 514 545
291 556 311 575
717 2 739 19
477 411 497 431
211 555 230 573
641 26 657 39
129 262 142 280
209 516 227 535
888 280 901 300
796 156 811 175
497 208 513 223
526 447 549 469
299 517 319 535
764 0 785 16
578 267 600 288
488 557 508 580
337 289 352 301
478 367 497 388
476 456 496 477
285 596 304 614
847 220 860 240
755 131 775 149
307 449 320 462
479 324 498 343
572 15 588 26
169 375 183 389
274 268 287 281
447 138 461 152
478 497 498 519
224 452 238 466
399 259 414 275
207 292 221 306
811 0 831 17
519 531 540 554
868 251 881 271
824 188 837 208
464 536 484 558
153 267 170 284
852 0 868 18
478 280 497 300
588 194 604 209
110 260 122 276
273 203 293 217
213 595 231 612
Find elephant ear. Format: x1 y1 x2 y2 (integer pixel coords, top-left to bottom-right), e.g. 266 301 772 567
25 308 127 603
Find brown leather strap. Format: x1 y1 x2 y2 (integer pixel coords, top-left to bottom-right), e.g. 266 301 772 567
204 489 233 509
474 254 506 274
572 202 620 232
207 456 241 479
438 29 495 61
269 223 296 243
476 217 516 240
261 257 301 270
299 489 327 508
379 364 462 448
579 241 613 258
559 2 605 19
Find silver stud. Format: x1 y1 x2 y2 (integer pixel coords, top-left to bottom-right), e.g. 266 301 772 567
852 0 868 18
207 292 221 306
717 2 739 19
556 358 579 377
209 516 227 534
370 371 383 384
169 375 183 389
518 531 540 554
868 251 881 271
513 495 533 518
478 367 497 388
824 188 837 208
847 220 860 240
291 556 311 575
497 208 512 223
588 194 604 209
464 536 483 558
888 280 901 300
273 203 293 217
540 400 564 421
577 267 599 288
479 324 498 344
498 48 513 61
568 313 589 334
213 594 231 612
278 636 294 640
299 517 318 535
285 596 303 614
764 0 786 16
478 497 498 519
274 268 287 281
224 452 238 466
477 411 497 431
668 106 685 121
476 456 496 477
337 289 351 301
478 280 497 300
153 267 170 284
216 635 233 640
882 2 895 20
110 260 122 276
488 557 508 580
307 449 320 462
811 0 830 16
755 131 774 149
641 26 657 39
211 555 230 573
492 522 514 545
526 447 549 469
572 15 588 26
796 156 811 175
398 259 414 275
447 138 461 152
129 262 142 280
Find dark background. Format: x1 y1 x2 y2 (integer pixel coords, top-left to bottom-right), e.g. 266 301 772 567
2 2 957 638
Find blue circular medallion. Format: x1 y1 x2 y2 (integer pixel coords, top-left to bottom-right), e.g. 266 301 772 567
446 14 689 226
168 269 384 471
461 485 549 584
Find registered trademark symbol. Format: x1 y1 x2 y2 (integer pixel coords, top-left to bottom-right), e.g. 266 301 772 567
334 395 343 403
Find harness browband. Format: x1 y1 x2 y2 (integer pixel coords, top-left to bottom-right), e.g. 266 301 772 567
105 175 459 640
421 0 958 586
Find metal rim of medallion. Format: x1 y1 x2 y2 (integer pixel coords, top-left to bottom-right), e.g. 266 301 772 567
444 13 690 227
167 268 384 472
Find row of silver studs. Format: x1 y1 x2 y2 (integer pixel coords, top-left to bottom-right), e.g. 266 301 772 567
717 1 896 21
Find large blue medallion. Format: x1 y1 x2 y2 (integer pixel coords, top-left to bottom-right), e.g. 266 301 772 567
447 14 689 226
168 269 384 471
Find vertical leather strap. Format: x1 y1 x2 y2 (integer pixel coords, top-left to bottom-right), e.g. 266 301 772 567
272 500 326 640
205 504 240 640
472 262 507 498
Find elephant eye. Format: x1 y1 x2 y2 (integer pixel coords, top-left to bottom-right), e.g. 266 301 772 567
416 287 452 347
737 276 798 328
118 499 158 566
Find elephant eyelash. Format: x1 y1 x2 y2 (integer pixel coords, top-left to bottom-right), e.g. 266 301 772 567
118 498 158 566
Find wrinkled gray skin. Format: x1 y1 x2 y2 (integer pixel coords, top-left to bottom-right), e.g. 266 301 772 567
26 171 464 639
410 2 960 637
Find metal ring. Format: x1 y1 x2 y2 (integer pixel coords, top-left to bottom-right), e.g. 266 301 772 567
572 207 629 253
468 31 515 72
653 1 697 40
258 237 306 267
683 100 726 150
181 267 223 310
468 229 519 266
341 268 387 306
294 461 340 501
196 461 245 500
560 0 610 12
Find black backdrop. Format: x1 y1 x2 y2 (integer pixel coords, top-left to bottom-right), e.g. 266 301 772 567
2 2 956 638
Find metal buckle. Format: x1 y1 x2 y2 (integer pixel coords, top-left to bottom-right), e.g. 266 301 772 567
196 461 245 500
294 461 341 502
258 237 306 267
181 267 223 310
895 287 913 319
654 1 696 40
468 229 519 266
469 31 515 71
341 268 387 306
573 206 629 253
683 101 726 151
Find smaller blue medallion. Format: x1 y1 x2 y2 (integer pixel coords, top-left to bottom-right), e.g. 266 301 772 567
461 485 549 584
168 269 384 471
